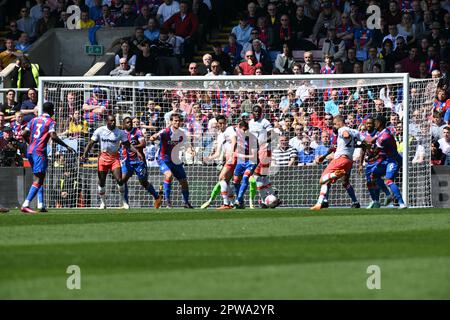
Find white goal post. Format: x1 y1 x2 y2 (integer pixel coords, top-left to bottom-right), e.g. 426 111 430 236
38 74 438 209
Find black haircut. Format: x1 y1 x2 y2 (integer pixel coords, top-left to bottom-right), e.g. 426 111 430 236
216 115 226 122
123 116 132 123
170 112 182 121
238 120 249 130
42 102 54 114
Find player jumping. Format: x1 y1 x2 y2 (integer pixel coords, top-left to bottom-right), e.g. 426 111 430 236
149 113 193 209
21 102 76 213
121 117 162 209
311 115 364 210
367 114 406 209
81 114 142 209
202 115 237 210
359 117 393 208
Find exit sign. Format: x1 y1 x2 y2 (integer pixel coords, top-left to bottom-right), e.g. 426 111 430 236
85 45 104 56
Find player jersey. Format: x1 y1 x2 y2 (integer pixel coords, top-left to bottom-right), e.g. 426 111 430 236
235 129 258 164
334 126 365 159
92 125 128 154
375 128 401 162
121 127 145 162
217 126 236 154
25 113 55 156
361 130 378 164
158 127 187 162
249 117 273 146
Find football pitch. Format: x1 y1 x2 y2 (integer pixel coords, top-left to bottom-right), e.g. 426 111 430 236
0 207 449 299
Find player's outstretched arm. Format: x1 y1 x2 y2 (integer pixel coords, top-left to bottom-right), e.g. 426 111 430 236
149 131 161 142
81 139 96 161
123 140 144 161
50 132 76 153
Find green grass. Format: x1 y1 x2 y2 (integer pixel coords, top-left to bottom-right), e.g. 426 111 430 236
0 208 449 299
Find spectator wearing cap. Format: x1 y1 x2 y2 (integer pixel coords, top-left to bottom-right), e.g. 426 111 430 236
311 1 341 42
321 26 346 61
428 22 442 49
231 13 254 47
239 51 263 75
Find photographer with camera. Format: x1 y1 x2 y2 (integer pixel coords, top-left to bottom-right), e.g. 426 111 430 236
0 126 23 167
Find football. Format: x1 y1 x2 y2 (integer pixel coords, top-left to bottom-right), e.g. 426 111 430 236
264 194 278 208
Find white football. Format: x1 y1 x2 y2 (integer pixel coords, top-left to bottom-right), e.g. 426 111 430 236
264 194 278 208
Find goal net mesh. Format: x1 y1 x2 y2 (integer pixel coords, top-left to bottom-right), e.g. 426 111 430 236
41 76 438 209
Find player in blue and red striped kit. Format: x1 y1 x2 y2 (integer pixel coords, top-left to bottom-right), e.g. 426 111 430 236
359 117 392 209
21 102 75 214
367 114 406 209
149 113 193 209
121 117 162 209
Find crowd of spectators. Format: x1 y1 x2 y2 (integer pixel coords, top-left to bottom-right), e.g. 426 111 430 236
1 0 450 170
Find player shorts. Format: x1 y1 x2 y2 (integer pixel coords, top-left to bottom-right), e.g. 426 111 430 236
121 160 148 180
365 162 378 182
98 152 121 172
158 160 187 180
224 153 237 170
321 156 353 181
234 162 257 178
27 153 48 174
370 159 399 180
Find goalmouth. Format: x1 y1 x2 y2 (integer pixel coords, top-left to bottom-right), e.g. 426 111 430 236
38 74 438 209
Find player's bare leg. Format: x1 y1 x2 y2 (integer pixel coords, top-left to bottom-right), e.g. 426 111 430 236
97 171 109 209
310 182 330 211
216 166 233 210
111 167 126 209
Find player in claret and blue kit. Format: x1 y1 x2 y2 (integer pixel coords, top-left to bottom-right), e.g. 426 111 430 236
120 117 162 209
150 113 193 209
21 102 76 214
368 114 406 209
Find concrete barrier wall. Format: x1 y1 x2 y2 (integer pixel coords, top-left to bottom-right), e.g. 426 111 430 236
17 27 135 76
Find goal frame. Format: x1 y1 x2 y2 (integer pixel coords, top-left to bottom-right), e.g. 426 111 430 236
38 73 411 207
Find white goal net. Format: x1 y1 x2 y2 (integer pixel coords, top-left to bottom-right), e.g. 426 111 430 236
39 75 438 209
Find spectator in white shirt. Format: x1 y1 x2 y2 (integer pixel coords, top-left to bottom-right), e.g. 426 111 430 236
157 0 180 24
272 135 297 167
438 126 450 165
